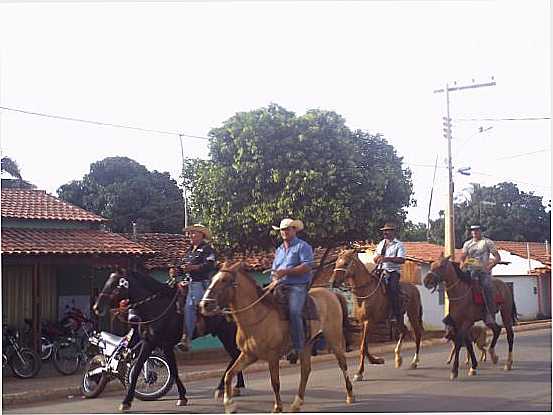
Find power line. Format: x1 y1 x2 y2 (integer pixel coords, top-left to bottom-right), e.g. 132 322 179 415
0 106 210 140
454 116 551 122
495 148 550 161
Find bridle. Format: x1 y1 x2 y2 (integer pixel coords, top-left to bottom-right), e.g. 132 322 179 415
426 263 470 302
333 254 385 300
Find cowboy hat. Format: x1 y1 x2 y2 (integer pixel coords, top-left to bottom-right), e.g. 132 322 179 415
184 223 212 239
379 222 397 231
469 224 482 231
272 218 304 231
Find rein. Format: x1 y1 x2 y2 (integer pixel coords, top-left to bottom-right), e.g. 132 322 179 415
221 278 279 316
427 269 471 302
335 256 384 300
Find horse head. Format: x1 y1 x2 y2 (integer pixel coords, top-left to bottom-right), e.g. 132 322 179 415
423 254 452 292
93 269 130 317
199 261 243 316
330 249 357 288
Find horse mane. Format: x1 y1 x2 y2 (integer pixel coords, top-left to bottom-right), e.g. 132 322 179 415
450 262 472 283
127 270 174 297
223 261 276 308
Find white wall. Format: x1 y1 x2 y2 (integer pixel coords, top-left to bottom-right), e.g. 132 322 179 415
416 263 448 330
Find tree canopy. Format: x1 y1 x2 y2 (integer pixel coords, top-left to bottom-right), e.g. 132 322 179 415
58 157 184 233
1 156 35 189
184 104 413 250
430 182 551 246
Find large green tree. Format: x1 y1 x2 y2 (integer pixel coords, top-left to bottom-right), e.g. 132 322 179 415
58 157 184 233
184 104 413 251
1 156 35 189
430 182 551 246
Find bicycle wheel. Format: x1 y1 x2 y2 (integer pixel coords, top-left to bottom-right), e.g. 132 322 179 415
10 348 42 379
128 353 174 401
81 354 109 398
52 339 81 375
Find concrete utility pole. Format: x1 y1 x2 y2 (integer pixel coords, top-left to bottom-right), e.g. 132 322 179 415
433 79 496 314
178 134 188 229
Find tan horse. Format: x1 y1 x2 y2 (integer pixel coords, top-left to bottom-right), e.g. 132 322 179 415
423 256 517 380
330 249 424 381
199 262 354 413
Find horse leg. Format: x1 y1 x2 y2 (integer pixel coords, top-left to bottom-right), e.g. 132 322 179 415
407 307 423 369
291 349 311 412
120 341 155 412
465 337 478 376
215 354 244 400
162 344 187 406
353 321 368 381
268 358 283 413
446 343 454 365
333 347 355 405
394 323 407 368
450 332 463 381
223 352 257 414
486 321 502 365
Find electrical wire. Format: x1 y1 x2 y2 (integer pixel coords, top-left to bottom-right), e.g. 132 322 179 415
495 149 550 160
454 116 550 122
0 106 210 140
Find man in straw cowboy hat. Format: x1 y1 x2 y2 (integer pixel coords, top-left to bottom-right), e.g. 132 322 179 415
271 218 314 362
178 224 217 351
373 222 406 323
460 224 501 325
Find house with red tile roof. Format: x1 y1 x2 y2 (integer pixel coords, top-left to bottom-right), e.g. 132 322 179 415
1 188 154 346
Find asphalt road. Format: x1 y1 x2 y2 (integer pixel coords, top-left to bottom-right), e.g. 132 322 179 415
6 328 551 413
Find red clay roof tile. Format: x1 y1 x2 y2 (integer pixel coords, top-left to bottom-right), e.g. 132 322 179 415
2 228 153 255
1 189 106 222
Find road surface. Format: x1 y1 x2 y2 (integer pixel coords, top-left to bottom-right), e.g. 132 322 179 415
5 328 551 413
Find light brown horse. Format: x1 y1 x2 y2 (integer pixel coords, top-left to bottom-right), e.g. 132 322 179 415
330 249 424 381
423 255 517 380
199 262 354 413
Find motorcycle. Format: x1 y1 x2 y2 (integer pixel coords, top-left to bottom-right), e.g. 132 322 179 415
81 328 174 401
52 311 96 375
2 324 42 379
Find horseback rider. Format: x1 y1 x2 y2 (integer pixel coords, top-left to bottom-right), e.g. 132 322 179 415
373 222 406 323
271 218 314 363
460 224 501 325
177 224 217 352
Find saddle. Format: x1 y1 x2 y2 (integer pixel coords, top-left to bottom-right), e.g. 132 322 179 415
471 282 504 305
273 285 319 321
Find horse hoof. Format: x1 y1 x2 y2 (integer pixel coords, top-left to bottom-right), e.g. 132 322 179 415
272 405 283 413
395 357 403 368
468 368 477 376
490 352 499 365
224 399 238 414
290 396 304 412
504 362 513 371
449 372 458 381
346 395 355 404
353 373 363 382
176 398 188 407
214 389 224 400
445 360 451 365
119 403 131 412
409 362 418 370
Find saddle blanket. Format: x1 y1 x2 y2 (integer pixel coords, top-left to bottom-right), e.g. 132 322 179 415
472 290 504 305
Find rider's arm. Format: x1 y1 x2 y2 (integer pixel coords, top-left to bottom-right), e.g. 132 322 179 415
486 240 501 272
382 242 406 264
460 241 469 266
273 243 313 279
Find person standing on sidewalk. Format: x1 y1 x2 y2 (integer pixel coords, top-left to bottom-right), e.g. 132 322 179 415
178 224 217 351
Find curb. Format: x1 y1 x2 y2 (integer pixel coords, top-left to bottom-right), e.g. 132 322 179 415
3 321 550 408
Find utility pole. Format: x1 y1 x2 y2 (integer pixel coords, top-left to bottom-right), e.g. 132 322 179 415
178 134 188 229
433 78 496 314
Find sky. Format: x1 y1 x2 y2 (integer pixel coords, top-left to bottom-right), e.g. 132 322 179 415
0 0 550 227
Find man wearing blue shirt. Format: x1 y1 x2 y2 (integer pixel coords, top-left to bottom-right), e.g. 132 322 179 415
271 218 314 361
373 222 406 323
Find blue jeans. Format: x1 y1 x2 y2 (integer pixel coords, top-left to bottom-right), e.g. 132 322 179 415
185 280 209 339
286 283 308 353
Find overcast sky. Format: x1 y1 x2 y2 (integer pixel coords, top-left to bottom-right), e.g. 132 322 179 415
0 0 550 226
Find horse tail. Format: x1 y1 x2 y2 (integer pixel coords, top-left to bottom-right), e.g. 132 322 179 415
419 303 424 330
511 297 519 325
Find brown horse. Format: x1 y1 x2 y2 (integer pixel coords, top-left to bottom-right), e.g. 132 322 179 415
330 249 424 381
199 262 354 413
423 256 517 380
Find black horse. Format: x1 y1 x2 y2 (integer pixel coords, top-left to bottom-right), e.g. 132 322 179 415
93 269 245 411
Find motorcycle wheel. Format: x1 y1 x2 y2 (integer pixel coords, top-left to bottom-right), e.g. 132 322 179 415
81 354 109 398
10 348 41 379
40 337 54 361
127 353 174 401
52 340 81 375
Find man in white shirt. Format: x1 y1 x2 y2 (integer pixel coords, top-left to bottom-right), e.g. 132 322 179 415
460 224 501 325
374 223 406 323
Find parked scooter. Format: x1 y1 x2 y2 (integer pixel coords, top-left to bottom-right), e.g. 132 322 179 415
81 328 174 401
2 324 41 379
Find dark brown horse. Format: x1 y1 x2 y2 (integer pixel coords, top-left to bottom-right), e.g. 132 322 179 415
200 262 354 413
423 256 517 380
330 249 424 381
